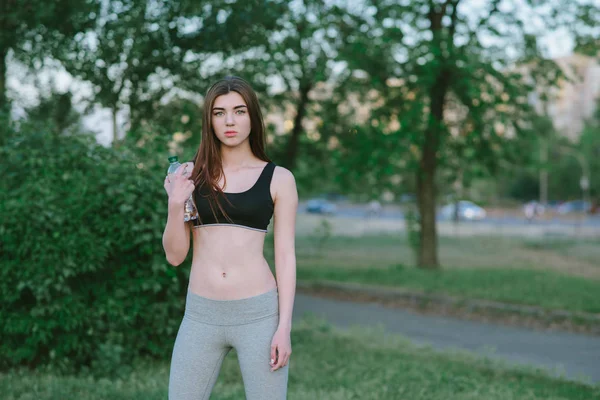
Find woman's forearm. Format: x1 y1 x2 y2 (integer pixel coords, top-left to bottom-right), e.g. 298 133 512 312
275 256 296 331
162 201 190 266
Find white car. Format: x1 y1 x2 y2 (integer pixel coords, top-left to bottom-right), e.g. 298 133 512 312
556 200 591 214
440 201 487 221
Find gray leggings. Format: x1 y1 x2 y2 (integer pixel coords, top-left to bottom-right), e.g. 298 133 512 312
168 288 289 400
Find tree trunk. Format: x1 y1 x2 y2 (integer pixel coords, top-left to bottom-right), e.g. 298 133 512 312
416 1 457 269
417 129 440 268
112 106 119 147
539 139 548 205
284 85 310 171
418 65 452 269
418 66 452 268
0 45 7 112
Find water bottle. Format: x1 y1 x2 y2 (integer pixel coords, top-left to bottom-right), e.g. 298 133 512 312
167 156 198 222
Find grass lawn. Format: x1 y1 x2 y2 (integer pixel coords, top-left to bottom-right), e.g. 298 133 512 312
292 234 600 280
297 265 600 314
263 234 600 314
1 318 598 400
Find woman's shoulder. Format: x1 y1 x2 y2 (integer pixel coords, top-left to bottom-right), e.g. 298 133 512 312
272 165 294 181
272 165 297 195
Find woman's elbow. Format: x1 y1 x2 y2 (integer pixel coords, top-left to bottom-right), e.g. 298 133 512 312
162 237 187 266
166 253 186 267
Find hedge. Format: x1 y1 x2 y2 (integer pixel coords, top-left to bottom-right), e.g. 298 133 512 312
0 127 189 374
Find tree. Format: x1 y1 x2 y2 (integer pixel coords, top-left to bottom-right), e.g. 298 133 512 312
335 0 599 268
547 99 600 204
60 0 286 146
0 0 98 112
60 0 184 145
577 100 600 201
25 90 83 136
192 0 352 175
250 0 349 171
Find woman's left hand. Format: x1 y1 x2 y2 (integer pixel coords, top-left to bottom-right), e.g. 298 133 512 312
270 327 291 372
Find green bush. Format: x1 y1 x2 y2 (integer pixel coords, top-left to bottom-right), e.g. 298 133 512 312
0 127 188 374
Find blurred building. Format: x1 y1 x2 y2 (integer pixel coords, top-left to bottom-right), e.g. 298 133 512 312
536 54 600 141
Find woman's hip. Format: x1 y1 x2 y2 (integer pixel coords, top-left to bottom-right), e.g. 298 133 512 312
183 287 279 326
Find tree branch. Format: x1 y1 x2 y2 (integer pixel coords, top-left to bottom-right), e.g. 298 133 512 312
448 0 460 49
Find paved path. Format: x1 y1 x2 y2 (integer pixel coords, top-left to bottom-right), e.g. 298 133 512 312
293 293 600 384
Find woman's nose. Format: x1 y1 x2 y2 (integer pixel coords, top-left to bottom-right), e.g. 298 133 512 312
225 113 234 125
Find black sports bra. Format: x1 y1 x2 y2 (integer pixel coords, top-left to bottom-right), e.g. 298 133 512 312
193 162 276 232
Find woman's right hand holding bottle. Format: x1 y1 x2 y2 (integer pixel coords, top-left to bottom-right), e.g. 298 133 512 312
164 165 195 206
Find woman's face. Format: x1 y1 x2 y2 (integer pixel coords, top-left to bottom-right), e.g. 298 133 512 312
211 91 251 147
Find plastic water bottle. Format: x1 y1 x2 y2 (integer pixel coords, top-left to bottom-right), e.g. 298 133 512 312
167 156 198 222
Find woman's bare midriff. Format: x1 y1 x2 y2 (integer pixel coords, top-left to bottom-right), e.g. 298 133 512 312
188 225 277 300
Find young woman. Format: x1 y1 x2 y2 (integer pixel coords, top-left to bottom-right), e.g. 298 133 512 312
162 76 297 400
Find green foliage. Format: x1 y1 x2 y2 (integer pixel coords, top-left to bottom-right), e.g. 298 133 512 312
0 109 13 146
58 0 287 144
0 0 99 108
506 170 540 201
0 124 187 374
503 99 600 202
576 103 600 198
24 90 82 136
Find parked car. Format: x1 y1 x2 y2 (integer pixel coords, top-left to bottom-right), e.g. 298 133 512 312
306 198 337 215
399 193 416 203
556 200 591 214
439 200 487 221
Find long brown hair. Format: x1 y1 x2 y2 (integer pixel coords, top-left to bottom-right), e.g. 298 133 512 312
189 76 270 219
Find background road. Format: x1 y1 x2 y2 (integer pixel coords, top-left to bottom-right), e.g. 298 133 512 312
293 293 600 384
299 201 600 227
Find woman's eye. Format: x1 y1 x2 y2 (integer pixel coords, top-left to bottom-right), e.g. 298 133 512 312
236 110 246 115
214 112 224 116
